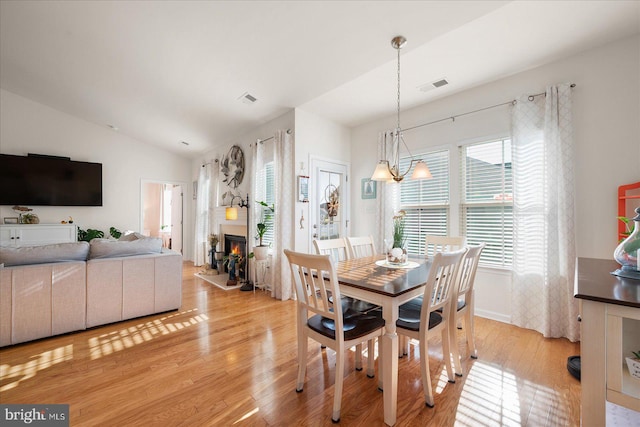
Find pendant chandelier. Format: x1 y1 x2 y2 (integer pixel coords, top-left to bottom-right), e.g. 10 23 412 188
371 36 432 183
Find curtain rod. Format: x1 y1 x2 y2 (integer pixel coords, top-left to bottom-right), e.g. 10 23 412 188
401 83 576 133
256 128 292 144
201 158 219 168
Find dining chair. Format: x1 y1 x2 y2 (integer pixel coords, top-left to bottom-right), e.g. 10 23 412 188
398 234 467 358
312 237 377 372
424 235 466 258
449 243 485 376
284 250 385 423
396 248 466 408
313 238 351 263
346 235 376 258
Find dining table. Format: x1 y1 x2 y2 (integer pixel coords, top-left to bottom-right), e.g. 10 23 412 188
335 254 433 426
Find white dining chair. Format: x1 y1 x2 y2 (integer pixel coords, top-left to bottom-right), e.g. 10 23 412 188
424 235 466 258
449 243 485 376
313 238 351 263
346 235 376 258
395 248 466 408
398 234 467 358
284 250 384 423
312 237 377 372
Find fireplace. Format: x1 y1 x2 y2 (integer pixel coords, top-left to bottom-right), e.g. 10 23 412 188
224 234 246 275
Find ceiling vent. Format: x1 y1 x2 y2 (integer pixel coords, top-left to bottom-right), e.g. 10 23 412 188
238 92 258 105
418 78 449 92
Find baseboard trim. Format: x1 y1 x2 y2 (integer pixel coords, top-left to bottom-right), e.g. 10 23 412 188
475 308 510 324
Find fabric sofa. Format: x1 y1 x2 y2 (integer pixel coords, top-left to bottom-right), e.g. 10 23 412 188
0 236 182 347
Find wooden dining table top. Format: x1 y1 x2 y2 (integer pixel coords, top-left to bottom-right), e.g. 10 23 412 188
335 255 432 297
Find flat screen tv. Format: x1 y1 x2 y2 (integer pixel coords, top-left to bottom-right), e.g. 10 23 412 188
0 154 103 206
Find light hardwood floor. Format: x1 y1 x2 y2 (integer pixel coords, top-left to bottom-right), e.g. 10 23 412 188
0 262 581 426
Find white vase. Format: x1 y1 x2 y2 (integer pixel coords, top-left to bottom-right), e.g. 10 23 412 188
384 238 408 266
253 246 269 261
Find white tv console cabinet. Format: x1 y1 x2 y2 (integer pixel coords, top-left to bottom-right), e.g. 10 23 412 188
0 224 77 247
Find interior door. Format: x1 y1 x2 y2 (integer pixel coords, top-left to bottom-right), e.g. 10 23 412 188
141 180 184 253
310 158 349 243
170 184 183 254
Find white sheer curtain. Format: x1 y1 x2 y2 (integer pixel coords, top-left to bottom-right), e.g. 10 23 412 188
271 130 294 300
511 83 579 341
374 131 399 252
193 164 211 266
250 140 264 250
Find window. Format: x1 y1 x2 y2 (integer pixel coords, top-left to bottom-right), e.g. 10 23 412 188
399 149 450 256
255 161 275 246
460 139 513 267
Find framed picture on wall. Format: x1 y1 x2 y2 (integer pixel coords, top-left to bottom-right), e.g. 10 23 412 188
297 176 309 203
361 178 376 199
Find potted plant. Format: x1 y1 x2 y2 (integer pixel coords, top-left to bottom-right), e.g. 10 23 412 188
385 210 408 265
77 228 105 242
254 201 274 261
626 351 640 380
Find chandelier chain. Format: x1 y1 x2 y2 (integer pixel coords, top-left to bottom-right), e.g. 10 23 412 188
396 45 401 131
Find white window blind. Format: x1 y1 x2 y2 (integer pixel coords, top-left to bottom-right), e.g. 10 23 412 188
256 161 275 246
399 149 449 256
460 139 513 267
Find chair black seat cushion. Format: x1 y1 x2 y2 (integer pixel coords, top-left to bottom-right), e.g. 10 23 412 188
401 296 466 315
307 311 385 341
396 297 443 332
328 295 380 314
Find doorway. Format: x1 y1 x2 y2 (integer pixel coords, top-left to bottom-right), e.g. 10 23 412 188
309 157 350 244
141 180 184 254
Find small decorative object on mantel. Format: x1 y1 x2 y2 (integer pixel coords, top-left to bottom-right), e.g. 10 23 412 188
626 351 640 380
612 207 640 280
385 210 408 266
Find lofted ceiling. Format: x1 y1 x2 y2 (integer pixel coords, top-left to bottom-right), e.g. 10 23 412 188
1 1 638 158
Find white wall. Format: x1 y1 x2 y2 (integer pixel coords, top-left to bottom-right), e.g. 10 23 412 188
191 108 352 259
0 89 193 257
350 35 640 322
294 108 351 253
192 110 295 260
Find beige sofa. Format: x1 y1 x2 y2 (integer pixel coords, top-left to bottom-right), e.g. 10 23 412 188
0 237 182 347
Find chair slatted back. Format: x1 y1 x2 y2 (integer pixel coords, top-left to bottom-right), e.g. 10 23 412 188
313 238 351 263
284 250 341 327
346 235 376 258
455 243 485 300
423 248 467 319
425 235 466 258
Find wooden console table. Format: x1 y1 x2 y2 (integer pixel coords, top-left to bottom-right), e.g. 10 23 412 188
574 257 640 426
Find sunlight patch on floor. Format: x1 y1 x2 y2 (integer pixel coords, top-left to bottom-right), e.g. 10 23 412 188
0 309 208 392
233 407 259 424
454 361 570 427
0 344 73 392
89 308 208 360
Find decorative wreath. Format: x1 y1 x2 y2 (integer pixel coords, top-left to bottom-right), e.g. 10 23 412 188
221 145 245 189
324 184 339 217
